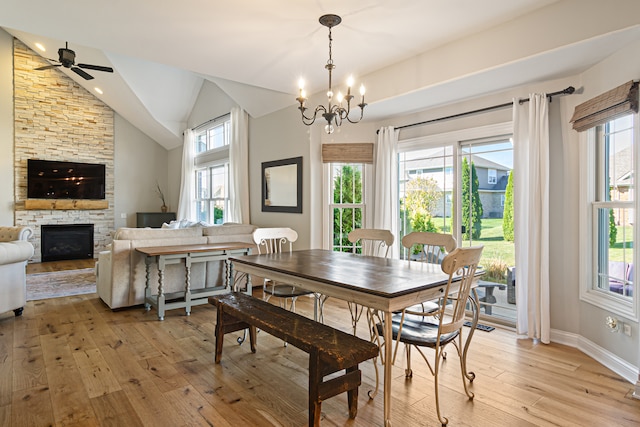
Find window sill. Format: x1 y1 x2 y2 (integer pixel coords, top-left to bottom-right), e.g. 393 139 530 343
580 288 637 322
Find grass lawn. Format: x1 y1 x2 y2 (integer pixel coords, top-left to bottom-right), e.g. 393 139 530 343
431 217 515 267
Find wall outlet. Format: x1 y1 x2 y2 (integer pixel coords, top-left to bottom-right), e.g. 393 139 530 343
623 323 632 337
120 213 127 219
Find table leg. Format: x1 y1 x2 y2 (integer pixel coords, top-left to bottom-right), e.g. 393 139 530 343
383 309 392 427
184 256 192 316
226 256 232 290
144 257 152 311
157 257 166 321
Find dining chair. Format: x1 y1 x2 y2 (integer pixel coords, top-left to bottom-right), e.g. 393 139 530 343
345 228 394 335
392 231 457 362
253 227 316 315
375 245 484 426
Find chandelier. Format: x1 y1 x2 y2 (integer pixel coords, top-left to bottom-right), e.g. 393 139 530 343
296 14 367 134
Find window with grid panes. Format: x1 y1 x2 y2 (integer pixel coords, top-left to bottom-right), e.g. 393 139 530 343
591 116 635 302
330 163 365 253
193 115 231 224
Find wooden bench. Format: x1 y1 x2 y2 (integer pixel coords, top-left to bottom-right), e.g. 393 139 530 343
209 292 379 427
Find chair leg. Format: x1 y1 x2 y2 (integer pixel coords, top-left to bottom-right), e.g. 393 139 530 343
456 336 474 399
434 348 448 426
348 302 364 335
405 344 413 378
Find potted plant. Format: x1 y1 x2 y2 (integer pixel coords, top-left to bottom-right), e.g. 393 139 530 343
156 182 167 212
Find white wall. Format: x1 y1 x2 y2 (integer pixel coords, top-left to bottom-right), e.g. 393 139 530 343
114 114 170 228
249 105 312 247
0 29 14 224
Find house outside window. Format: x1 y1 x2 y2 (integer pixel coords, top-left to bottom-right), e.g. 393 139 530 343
580 114 637 319
193 115 231 224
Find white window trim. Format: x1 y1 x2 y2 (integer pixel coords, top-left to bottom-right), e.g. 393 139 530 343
578 126 639 321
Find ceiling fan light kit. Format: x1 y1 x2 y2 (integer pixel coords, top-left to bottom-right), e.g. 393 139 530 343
296 14 367 134
34 42 114 81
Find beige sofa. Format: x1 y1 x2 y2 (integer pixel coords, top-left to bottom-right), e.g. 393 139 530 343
0 226 35 316
96 223 257 309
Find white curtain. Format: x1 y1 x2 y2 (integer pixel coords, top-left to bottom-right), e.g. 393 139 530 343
513 93 550 343
374 126 399 257
177 129 196 221
229 107 250 224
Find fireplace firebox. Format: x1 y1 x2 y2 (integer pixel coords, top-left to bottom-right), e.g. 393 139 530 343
41 224 94 262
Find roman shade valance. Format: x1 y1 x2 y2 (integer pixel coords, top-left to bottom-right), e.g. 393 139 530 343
321 143 374 163
570 80 639 132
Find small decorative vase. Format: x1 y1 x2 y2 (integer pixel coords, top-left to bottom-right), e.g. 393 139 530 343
161 205 168 213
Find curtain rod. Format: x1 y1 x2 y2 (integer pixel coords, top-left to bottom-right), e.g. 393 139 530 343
376 86 575 134
188 113 231 133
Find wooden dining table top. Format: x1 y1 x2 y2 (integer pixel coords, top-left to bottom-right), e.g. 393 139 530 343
230 248 455 299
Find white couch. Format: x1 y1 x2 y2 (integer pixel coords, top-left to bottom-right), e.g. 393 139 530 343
96 223 257 309
0 226 35 316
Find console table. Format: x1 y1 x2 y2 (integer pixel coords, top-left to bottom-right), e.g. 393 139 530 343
137 242 253 320
136 212 176 228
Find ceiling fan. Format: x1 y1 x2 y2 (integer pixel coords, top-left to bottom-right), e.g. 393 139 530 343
35 42 113 80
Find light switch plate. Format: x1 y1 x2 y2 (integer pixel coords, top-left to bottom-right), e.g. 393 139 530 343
120 213 127 219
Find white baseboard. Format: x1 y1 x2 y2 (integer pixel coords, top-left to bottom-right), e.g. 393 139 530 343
551 328 639 385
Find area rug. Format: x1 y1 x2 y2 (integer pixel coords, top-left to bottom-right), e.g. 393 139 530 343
26 268 97 301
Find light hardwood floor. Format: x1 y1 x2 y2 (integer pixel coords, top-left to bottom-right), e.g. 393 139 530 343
1 271 638 426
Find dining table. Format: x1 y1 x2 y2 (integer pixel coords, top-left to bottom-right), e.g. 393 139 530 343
229 249 479 427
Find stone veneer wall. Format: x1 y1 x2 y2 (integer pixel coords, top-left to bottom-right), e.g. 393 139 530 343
13 39 115 262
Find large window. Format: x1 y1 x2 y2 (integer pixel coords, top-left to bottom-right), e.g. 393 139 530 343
398 124 516 324
330 163 365 252
589 115 636 309
194 115 231 224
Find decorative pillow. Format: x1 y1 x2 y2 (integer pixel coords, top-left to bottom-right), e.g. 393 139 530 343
161 219 211 229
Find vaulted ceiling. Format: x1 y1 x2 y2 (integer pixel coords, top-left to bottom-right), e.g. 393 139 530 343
3 1 640 150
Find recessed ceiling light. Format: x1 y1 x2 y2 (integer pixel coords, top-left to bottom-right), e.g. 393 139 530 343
94 87 103 94
35 43 46 52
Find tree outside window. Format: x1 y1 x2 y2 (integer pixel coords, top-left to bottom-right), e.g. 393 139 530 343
462 157 483 240
331 164 364 252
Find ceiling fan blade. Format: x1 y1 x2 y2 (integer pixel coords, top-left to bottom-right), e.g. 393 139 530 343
35 64 61 71
77 63 113 73
71 67 94 80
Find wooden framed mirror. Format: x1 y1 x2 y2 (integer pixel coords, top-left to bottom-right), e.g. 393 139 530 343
261 156 302 213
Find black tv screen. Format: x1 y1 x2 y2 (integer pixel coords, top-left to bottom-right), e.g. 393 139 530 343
28 159 106 200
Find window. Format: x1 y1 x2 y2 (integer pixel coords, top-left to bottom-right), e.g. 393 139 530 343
399 146 453 260
195 164 228 225
330 163 365 253
488 168 497 184
194 115 231 224
589 116 636 307
398 124 516 324
195 118 230 153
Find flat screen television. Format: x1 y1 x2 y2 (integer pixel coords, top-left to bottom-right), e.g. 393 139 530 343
27 159 106 200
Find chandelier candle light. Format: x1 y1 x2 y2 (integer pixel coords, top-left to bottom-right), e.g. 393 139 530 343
297 14 367 134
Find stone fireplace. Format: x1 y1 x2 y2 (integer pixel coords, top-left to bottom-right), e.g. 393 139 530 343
41 224 94 262
12 39 114 263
